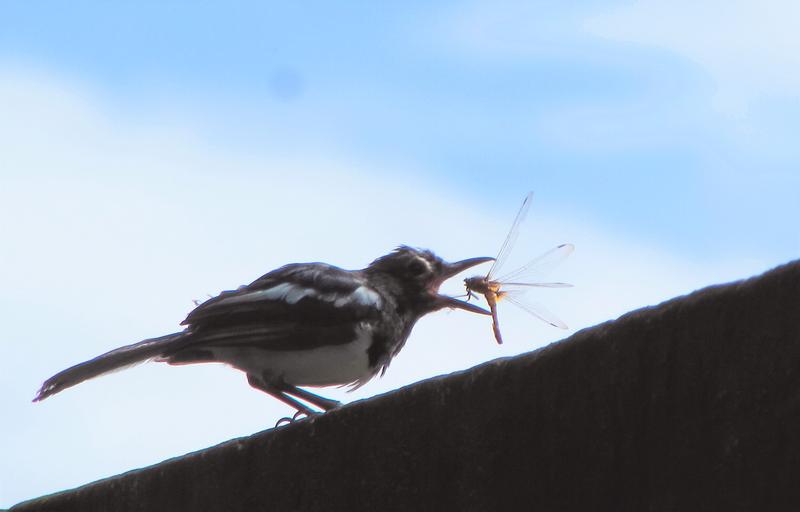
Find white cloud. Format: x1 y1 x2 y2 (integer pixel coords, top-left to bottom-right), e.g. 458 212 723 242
434 0 800 152
435 0 601 60
0 68 770 507
586 0 800 117
441 0 800 117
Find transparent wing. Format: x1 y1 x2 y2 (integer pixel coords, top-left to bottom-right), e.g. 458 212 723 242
486 191 534 280
496 243 574 284
501 282 573 288
501 289 568 329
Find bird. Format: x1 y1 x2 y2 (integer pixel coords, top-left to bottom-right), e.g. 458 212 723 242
33 247 493 419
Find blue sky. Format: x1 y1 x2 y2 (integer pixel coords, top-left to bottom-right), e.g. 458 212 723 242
3 0 798 258
2 0 799 506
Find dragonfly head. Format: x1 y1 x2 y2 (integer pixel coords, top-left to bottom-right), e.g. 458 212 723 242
433 256 494 315
464 275 492 295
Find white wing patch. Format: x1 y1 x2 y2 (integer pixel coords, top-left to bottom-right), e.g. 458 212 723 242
216 283 382 308
216 283 313 306
346 286 383 307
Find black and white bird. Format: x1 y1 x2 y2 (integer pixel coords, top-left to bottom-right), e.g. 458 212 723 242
34 247 492 417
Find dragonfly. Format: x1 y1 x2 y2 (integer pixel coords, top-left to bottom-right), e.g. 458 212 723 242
464 192 574 345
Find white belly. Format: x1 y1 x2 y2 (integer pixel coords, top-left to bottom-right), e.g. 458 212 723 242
209 324 374 387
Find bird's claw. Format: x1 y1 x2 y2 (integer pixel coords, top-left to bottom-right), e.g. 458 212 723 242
274 409 313 428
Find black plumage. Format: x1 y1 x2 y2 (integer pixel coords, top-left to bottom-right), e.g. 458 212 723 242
34 247 492 417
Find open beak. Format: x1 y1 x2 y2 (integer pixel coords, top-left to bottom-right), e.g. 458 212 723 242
434 256 494 315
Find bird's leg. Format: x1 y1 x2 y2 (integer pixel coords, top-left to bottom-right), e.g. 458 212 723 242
246 374 318 419
271 384 339 426
281 383 341 411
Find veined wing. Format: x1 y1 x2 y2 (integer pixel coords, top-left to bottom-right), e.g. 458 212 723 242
502 289 568 330
496 243 574 284
486 191 534 280
501 282 573 288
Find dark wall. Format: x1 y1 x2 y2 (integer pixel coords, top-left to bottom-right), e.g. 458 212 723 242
13 260 800 511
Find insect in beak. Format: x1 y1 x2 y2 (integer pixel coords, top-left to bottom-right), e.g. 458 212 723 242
464 192 574 344
434 256 494 315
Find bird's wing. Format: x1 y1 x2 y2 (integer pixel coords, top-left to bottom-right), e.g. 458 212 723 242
175 321 366 353
179 263 383 348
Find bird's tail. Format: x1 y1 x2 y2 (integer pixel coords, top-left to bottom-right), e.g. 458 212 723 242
33 332 189 402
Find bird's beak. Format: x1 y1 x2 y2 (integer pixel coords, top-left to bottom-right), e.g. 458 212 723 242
434 256 494 315
442 256 495 279
436 295 492 315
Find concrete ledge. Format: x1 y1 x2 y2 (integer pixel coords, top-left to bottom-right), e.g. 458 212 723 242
13 260 800 511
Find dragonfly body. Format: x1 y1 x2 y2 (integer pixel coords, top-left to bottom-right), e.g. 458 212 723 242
464 276 507 344
465 192 574 344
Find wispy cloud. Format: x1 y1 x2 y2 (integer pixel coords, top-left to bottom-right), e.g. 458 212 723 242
586 0 800 117
436 0 606 60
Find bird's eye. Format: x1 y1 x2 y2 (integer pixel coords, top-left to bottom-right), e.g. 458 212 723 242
407 260 427 275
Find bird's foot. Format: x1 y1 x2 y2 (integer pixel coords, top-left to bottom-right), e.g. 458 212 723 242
274 409 314 428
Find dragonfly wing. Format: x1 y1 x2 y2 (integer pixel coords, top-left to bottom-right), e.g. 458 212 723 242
502 290 568 329
486 191 534 279
496 243 574 284
502 282 573 288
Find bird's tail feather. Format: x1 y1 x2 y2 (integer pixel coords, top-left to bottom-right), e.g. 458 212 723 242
33 332 189 402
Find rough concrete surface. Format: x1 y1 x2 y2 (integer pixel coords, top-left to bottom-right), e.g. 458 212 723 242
13 260 800 511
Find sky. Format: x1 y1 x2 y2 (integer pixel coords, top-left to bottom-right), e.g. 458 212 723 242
2 0 799 506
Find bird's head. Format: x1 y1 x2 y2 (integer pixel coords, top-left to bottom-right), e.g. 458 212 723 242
366 246 493 316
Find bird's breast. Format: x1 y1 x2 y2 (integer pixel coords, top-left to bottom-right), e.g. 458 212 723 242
209 322 376 387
